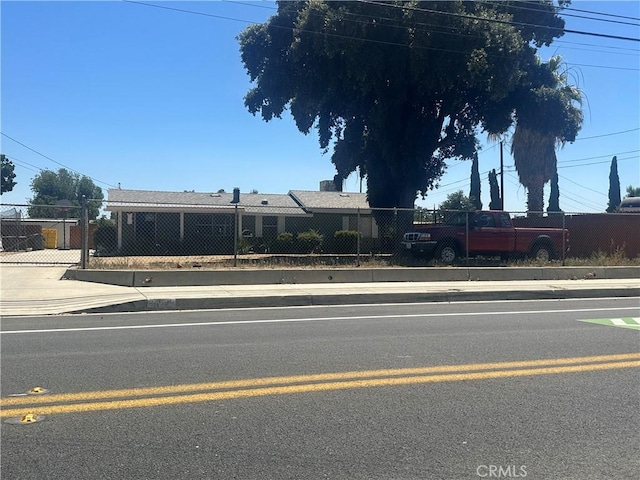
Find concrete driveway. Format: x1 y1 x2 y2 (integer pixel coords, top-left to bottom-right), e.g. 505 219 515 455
0 249 81 265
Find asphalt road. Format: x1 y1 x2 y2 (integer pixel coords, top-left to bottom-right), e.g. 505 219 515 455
2 298 639 480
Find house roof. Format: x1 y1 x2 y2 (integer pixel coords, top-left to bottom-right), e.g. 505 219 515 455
289 190 370 212
106 188 373 216
106 189 309 216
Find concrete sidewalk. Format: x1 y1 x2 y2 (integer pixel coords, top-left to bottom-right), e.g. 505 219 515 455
1 265 638 316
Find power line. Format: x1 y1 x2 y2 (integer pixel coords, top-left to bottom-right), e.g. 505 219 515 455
4 155 43 174
553 39 640 54
575 128 640 141
560 189 604 211
126 1 639 72
0 132 117 188
229 0 640 54
481 0 640 27
123 0 256 25
1 133 75 172
558 150 640 164
315 6 640 69
502 172 605 212
279 0 640 62
429 152 639 197
359 0 640 43
223 0 276 12
562 5 640 22
130 0 544 62
556 11 639 27
567 63 638 72
128 0 518 57
558 174 607 197
552 43 639 57
557 154 638 169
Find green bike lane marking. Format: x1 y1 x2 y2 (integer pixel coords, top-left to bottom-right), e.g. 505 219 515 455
578 317 640 330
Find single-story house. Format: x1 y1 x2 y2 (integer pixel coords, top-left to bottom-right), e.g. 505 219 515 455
289 190 378 238
105 188 379 254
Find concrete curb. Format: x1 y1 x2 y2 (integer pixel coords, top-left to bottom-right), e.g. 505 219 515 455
71 286 640 314
65 266 640 287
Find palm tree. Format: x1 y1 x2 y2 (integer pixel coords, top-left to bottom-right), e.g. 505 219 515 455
511 126 557 214
511 56 584 216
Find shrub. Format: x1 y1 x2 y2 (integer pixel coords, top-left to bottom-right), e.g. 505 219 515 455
237 237 252 255
331 230 360 254
271 232 295 253
296 229 323 253
93 223 117 255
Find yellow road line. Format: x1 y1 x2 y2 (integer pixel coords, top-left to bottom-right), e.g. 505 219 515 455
3 352 639 407
2 359 639 418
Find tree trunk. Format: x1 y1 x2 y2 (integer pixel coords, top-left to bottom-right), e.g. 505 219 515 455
368 180 417 254
526 178 545 217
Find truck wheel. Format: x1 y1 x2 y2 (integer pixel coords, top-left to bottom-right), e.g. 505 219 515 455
531 244 552 262
435 244 458 264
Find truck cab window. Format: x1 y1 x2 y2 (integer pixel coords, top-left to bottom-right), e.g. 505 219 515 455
499 213 513 228
475 213 495 228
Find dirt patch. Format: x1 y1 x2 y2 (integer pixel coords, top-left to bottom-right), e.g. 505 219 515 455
87 253 401 270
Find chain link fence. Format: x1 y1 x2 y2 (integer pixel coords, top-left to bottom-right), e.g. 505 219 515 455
0 202 89 265
2 200 638 268
89 201 409 268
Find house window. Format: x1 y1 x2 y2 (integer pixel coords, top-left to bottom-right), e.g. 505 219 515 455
135 212 156 240
187 214 233 237
263 216 278 239
355 216 373 238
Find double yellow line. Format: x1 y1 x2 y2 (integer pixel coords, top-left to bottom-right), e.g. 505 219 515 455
3 353 639 418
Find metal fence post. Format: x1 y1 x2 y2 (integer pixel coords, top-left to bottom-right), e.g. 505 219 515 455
465 210 470 269
231 187 240 267
562 212 566 266
80 196 88 269
233 202 238 267
356 207 361 267
393 207 397 250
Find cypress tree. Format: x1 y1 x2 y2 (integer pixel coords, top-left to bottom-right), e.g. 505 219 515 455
606 156 621 212
488 169 501 210
469 154 482 210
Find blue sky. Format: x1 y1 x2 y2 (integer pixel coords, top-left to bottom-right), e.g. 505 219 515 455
1 1 638 214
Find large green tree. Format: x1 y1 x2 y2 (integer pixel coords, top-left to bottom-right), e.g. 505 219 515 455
239 0 571 227
440 190 475 213
626 185 640 198
1 154 17 194
511 55 583 215
28 168 103 219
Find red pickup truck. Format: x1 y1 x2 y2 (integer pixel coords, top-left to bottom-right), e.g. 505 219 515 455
401 211 569 264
